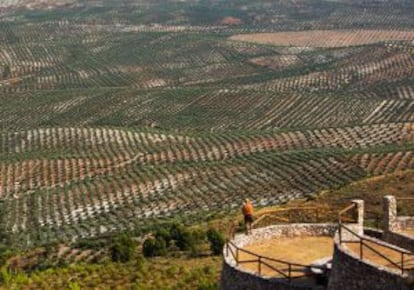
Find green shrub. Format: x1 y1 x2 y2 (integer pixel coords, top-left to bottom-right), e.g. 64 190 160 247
68 282 81 290
0 267 12 288
142 237 167 257
0 246 13 266
169 224 183 241
197 281 218 290
175 230 195 251
155 227 172 247
206 229 225 256
110 234 136 262
74 238 107 250
136 256 146 272
169 224 195 251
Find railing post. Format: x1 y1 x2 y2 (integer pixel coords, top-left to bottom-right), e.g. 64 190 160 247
288 264 292 283
236 247 239 266
339 222 342 244
360 240 363 260
258 256 261 275
401 252 404 275
226 241 229 257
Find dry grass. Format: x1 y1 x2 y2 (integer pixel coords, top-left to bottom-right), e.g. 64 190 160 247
400 229 414 237
238 236 333 277
230 30 414 47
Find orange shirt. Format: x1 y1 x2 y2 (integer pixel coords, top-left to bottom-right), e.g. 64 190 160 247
242 202 253 216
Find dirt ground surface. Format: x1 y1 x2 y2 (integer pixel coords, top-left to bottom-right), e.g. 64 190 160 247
238 236 333 278
400 229 414 237
230 30 414 47
346 240 414 271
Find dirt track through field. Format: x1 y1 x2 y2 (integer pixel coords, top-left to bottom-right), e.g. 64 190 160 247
230 30 414 47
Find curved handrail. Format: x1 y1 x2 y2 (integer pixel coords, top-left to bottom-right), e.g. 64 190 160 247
395 197 414 201
338 203 356 218
251 206 332 229
225 240 326 281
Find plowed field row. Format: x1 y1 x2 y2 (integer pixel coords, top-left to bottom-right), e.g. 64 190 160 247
1 123 411 157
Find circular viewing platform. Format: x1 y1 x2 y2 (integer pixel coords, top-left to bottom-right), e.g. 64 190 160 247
221 197 414 290
239 236 333 279
222 222 338 290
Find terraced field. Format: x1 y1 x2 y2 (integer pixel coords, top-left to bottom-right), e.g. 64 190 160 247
0 0 413 247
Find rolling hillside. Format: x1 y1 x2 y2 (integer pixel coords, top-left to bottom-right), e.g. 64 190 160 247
0 0 413 248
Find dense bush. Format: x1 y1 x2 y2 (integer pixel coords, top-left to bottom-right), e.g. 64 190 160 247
142 237 167 258
142 224 200 257
0 246 13 267
142 224 225 257
170 224 199 251
110 234 135 263
175 228 195 251
74 238 107 250
155 227 172 246
206 229 225 256
197 281 219 290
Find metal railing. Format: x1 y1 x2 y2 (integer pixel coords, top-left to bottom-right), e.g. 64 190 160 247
338 223 414 275
226 240 325 281
338 204 414 275
338 203 357 224
396 197 414 201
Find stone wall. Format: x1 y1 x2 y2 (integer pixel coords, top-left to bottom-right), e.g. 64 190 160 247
220 259 315 290
396 216 414 230
382 195 414 252
327 233 414 290
365 227 414 252
384 230 414 252
383 195 414 232
232 223 338 248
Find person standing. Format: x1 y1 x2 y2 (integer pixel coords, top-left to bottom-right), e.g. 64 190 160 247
242 198 254 235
